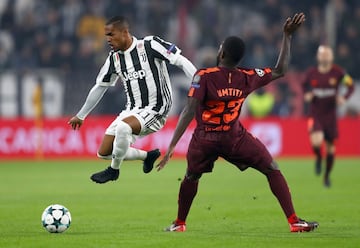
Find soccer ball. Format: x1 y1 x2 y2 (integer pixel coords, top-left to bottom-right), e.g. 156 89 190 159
41 204 71 233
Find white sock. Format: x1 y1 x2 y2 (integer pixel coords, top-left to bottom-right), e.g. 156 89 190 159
110 121 132 170
97 148 146 161
124 147 147 161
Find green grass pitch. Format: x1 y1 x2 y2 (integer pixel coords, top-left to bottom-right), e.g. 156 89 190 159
0 158 359 248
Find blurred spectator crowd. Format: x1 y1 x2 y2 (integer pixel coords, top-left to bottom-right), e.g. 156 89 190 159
0 0 358 117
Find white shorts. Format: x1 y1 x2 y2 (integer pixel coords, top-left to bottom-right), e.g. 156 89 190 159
105 108 166 139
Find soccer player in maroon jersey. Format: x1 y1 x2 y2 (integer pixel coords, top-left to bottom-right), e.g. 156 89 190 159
303 45 354 187
156 13 318 233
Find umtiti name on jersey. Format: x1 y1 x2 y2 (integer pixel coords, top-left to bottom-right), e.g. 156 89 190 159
217 88 243 98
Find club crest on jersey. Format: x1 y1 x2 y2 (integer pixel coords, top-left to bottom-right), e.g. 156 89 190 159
255 68 265 77
137 42 147 62
140 52 147 62
329 77 337 86
311 79 318 87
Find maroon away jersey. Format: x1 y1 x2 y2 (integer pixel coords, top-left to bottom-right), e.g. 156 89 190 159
188 66 272 133
303 65 353 120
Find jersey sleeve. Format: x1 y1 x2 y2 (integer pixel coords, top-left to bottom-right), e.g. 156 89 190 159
173 54 197 79
146 36 182 64
241 68 273 93
334 65 354 99
95 52 119 86
187 70 207 102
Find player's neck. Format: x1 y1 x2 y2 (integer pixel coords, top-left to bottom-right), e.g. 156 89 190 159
124 36 133 50
317 64 332 74
119 35 133 52
218 62 236 69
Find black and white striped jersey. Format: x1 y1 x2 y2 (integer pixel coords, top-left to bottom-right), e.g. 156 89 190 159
96 36 189 116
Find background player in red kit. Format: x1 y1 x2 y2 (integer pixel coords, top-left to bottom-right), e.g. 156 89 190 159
303 45 354 187
157 13 318 233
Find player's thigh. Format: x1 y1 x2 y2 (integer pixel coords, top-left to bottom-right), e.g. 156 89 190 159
122 116 142 135
308 118 324 146
119 109 165 136
98 134 114 156
186 136 219 174
225 131 273 174
310 131 324 146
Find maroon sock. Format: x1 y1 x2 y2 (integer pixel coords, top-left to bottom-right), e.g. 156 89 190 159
266 170 296 220
177 177 199 223
325 153 334 178
313 146 322 163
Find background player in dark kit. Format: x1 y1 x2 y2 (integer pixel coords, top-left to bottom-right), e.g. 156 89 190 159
303 45 354 187
157 13 318 233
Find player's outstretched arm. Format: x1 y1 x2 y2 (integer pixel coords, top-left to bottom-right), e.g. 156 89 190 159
156 97 199 171
272 13 305 80
68 84 108 130
173 55 197 79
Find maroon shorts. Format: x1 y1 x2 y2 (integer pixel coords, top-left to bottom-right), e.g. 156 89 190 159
186 129 273 175
308 117 338 142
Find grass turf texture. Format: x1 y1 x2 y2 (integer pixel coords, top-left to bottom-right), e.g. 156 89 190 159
0 158 359 248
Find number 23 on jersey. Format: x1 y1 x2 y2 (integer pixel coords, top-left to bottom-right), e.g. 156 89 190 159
202 98 245 130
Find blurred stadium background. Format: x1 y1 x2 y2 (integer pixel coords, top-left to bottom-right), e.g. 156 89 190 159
0 0 359 158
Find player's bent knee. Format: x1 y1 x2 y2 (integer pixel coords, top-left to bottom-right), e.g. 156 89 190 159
185 172 202 181
111 121 133 157
325 142 336 154
270 161 279 170
116 121 133 137
261 161 280 175
115 122 133 145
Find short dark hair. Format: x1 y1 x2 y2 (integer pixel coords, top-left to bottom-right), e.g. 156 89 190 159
106 16 129 29
222 36 245 66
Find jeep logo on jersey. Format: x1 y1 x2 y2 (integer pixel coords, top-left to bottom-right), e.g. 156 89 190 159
122 70 146 81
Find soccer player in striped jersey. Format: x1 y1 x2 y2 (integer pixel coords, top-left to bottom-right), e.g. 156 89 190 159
68 16 196 183
157 13 319 233
303 45 354 187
